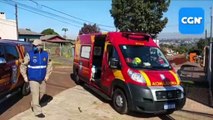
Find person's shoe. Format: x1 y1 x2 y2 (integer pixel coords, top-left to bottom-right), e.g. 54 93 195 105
35 113 45 118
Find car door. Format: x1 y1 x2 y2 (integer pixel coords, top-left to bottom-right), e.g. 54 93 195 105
78 45 92 82
4 44 20 90
0 44 11 94
101 44 120 92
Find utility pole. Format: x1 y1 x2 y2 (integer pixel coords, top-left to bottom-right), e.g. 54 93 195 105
15 4 19 40
207 6 213 107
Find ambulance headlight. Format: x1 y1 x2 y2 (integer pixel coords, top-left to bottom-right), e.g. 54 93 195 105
127 69 146 83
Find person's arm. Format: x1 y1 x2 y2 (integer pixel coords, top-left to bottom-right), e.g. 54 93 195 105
45 56 53 81
20 53 30 82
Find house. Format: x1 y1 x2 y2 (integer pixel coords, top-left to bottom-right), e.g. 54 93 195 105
18 28 42 41
40 35 71 56
0 12 17 40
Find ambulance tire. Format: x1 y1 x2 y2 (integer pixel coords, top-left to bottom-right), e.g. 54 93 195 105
112 89 128 114
74 71 83 85
165 110 174 115
22 82 30 96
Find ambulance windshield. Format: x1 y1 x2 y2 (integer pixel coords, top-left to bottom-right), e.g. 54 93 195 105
120 45 172 70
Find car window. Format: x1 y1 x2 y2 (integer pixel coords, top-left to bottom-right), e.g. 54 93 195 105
0 45 5 58
80 46 91 59
120 45 171 70
23 44 33 54
4 45 19 62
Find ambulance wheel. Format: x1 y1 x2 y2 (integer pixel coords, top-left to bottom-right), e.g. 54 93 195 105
22 82 30 96
74 71 83 85
165 110 174 115
112 89 128 114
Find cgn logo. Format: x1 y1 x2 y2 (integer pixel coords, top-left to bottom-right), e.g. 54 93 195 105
179 8 204 34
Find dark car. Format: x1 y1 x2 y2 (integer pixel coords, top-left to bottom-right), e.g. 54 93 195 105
0 39 32 102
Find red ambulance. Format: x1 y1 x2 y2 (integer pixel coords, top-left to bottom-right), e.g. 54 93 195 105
73 32 185 114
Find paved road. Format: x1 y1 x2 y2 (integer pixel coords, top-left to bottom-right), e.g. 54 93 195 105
0 67 75 120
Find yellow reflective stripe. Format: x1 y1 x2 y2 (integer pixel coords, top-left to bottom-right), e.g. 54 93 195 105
140 71 151 86
104 42 111 52
91 35 95 43
169 70 180 85
112 70 125 81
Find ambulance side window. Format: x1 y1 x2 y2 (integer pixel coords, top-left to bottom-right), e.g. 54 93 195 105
80 46 91 59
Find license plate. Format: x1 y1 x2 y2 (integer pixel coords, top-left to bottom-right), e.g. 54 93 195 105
164 103 175 110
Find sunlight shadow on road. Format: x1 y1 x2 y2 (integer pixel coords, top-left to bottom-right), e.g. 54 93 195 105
40 94 53 107
0 92 23 115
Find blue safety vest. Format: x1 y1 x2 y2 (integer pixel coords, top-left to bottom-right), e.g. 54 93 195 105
27 50 48 82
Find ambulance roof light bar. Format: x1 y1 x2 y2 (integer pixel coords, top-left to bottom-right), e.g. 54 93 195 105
122 32 150 41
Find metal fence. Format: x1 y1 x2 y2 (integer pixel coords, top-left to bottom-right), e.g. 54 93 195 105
44 42 73 58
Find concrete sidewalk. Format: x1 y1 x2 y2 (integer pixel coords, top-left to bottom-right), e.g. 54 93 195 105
10 86 213 120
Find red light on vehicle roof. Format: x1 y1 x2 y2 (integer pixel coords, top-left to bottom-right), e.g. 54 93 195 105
122 32 150 41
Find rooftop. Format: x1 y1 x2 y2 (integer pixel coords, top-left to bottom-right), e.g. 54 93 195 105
18 29 42 36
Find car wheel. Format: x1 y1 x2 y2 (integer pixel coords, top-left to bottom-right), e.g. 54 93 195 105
22 82 30 96
112 89 128 114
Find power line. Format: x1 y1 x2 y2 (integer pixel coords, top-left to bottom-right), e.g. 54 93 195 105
29 0 115 28
0 1 82 28
6 0 112 31
11 0 83 25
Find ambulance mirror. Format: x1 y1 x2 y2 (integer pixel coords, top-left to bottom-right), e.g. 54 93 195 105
109 58 120 69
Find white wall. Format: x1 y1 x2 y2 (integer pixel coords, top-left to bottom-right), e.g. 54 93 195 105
0 13 17 40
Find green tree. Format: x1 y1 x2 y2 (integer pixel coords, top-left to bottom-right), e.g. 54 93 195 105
197 38 208 52
110 0 170 38
176 46 188 54
79 23 101 35
41 28 59 35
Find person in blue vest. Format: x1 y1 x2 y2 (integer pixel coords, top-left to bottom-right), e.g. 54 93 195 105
20 39 52 118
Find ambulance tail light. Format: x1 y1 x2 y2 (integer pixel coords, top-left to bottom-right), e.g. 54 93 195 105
127 69 146 84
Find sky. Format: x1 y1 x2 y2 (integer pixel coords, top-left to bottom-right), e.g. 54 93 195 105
0 0 213 39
